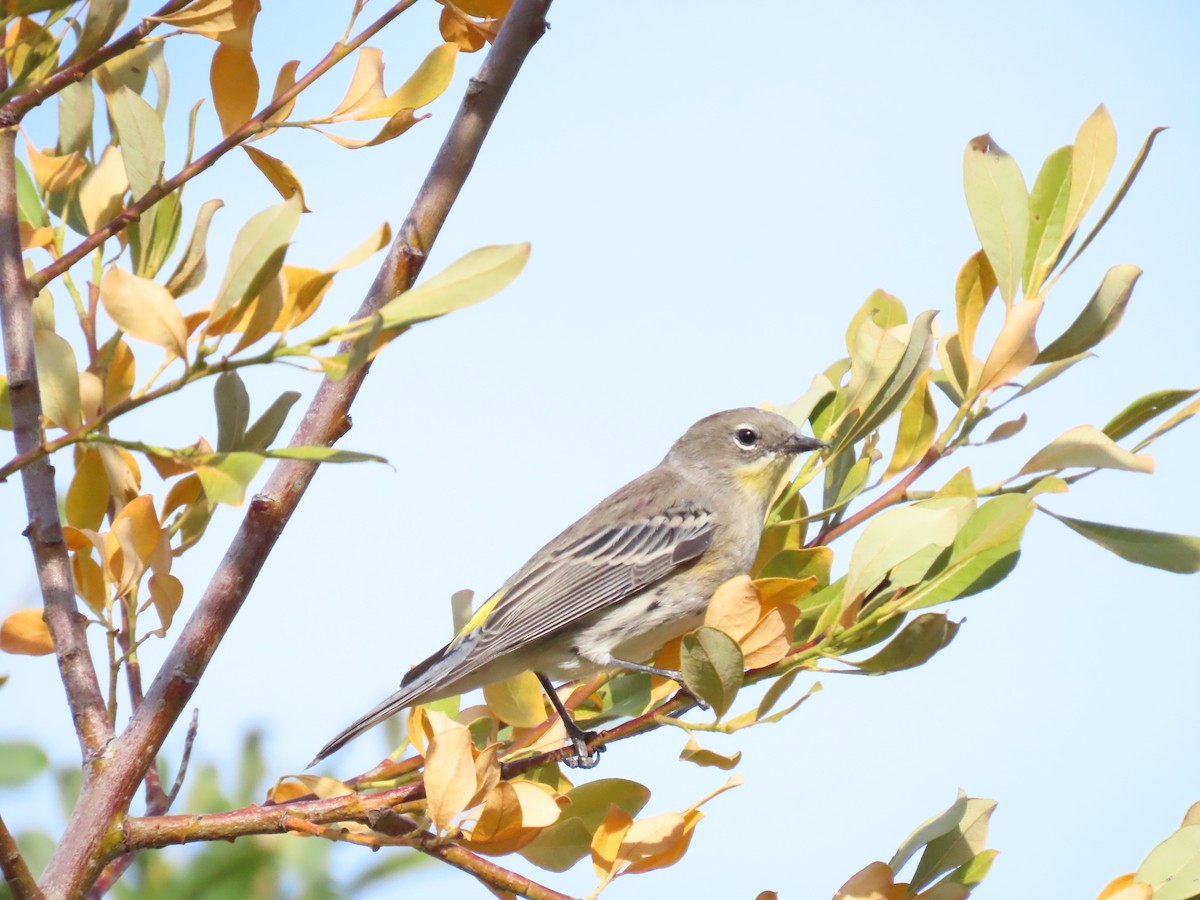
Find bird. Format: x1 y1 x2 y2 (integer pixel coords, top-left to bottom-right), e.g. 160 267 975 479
310 408 825 769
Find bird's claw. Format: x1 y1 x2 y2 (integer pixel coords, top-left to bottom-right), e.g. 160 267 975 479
564 730 604 769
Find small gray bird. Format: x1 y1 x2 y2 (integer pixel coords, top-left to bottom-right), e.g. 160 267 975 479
311 408 824 768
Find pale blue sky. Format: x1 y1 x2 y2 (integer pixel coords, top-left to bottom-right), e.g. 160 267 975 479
2 2 1199 897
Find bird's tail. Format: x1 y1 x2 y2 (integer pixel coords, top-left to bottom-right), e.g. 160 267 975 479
307 637 476 768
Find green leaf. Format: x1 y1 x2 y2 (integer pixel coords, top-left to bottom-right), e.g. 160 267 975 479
1013 351 1093 399
680 626 744 719
211 195 303 324
983 413 1026 444
885 373 937 478
850 613 960 674
130 189 182 279
16 158 49 227
1036 263 1141 363
891 793 972 873
57 79 95 156
519 779 651 872
253 446 387 464
106 85 164 198
909 797 997 892
165 198 224 298
1104 389 1200 442
945 848 999 888
1134 824 1200 900
900 495 1033 611
847 310 938 447
0 374 11 430
377 243 531 330
214 371 250 452
33 328 82 430
844 504 964 604
1133 396 1200 453
1041 509 1200 574
195 453 265 506
1019 424 1154 476
67 0 130 65
0 740 50 786
963 134 1029 305
1022 144 1073 296
243 391 301 451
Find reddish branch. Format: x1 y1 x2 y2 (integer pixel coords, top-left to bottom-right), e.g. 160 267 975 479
0 811 41 900
0 128 113 764
809 448 942 546
37 1 554 895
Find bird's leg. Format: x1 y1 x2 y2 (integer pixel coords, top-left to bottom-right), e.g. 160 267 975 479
608 657 710 711
536 672 603 769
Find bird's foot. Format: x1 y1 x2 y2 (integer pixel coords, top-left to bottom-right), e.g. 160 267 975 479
563 730 604 769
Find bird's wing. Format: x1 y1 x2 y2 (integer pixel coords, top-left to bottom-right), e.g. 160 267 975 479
404 502 715 689
480 502 715 651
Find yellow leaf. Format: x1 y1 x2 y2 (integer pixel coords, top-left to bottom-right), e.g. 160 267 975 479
833 861 894 900
424 722 478 833
276 266 334 331
33 328 82 430
242 145 307 210
1059 104 1118 258
329 47 387 119
96 444 141 505
316 109 425 150
147 0 260 50
78 371 103 423
162 473 203 519
262 59 300 130
954 249 997 363
620 810 693 875
72 552 108 616
66 448 110 530
103 338 136 409
78 145 128 234
330 222 392 272
977 298 1042 395
100 265 188 359
229 266 285 354
146 572 183 635
703 575 760 642
340 43 458 122
591 804 633 880
884 371 937 479
0 608 54 656
439 7 491 53
19 223 55 251
24 138 87 193
211 44 259 138
483 671 546 728
753 576 819 607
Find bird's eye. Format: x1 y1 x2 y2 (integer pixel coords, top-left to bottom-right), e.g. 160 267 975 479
734 427 759 449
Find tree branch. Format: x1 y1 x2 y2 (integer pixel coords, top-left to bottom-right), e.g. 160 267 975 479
0 811 41 900
27 0 421 295
808 448 942 547
38 2 554 894
0 128 112 765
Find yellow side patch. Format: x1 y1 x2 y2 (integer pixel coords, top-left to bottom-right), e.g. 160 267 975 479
453 588 505 643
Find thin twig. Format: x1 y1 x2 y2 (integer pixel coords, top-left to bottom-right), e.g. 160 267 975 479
0 812 42 900
39 3 554 894
808 448 941 547
0 127 112 764
27 0 421 294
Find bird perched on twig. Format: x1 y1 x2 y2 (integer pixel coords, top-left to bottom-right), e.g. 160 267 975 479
310 408 825 769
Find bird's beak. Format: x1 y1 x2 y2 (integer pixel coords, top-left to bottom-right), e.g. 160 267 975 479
782 433 828 454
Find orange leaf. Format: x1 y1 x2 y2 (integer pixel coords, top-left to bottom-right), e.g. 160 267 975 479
0 609 54 656
833 861 894 900
590 803 633 880
24 138 87 193
211 44 259 138
424 723 477 833
66 447 111 531
242 145 308 210
704 574 761 641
